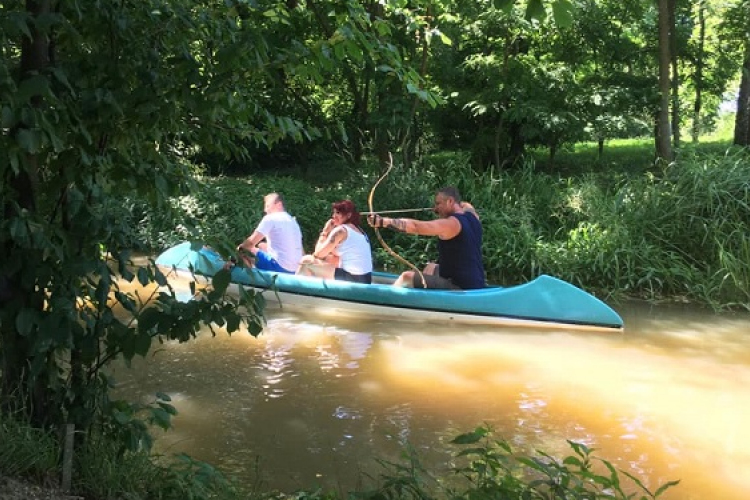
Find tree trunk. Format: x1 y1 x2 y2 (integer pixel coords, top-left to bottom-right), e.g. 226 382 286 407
1 0 53 426
734 45 750 146
493 117 504 171
375 130 390 170
691 0 706 143
598 138 605 159
669 0 680 149
656 0 673 161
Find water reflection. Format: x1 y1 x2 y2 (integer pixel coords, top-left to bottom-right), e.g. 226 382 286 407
111 300 750 499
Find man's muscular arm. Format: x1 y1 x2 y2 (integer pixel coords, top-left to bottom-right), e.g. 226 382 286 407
368 214 460 239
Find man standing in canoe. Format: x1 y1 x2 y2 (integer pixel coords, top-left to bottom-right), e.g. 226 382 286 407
236 192 303 274
367 186 485 289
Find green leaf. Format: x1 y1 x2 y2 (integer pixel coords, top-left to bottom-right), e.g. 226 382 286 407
51 67 75 93
451 427 488 444
552 0 574 28
158 401 178 416
15 308 37 336
494 0 515 12
567 440 592 457
226 312 241 333
95 273 111 306
156 391 172 402
212 268 231 295
154 266 168 287
134 332 152 356
1 107 14 128
248 318 263 336
138 307 161 333
654 480 681 496
455 447 488 457
17 128 42 154
112 410 130 425
16 75 49 103
563 455 583 467
150 407 172 430
526 0 546 21
137 267 150 287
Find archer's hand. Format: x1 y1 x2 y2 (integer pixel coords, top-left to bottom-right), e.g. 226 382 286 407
368 214 387 228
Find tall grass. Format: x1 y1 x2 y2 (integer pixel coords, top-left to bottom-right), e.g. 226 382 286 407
129 145 750 309
0 411 59 482
0 411 247 500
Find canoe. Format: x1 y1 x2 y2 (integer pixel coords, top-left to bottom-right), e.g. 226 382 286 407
155 242 624 333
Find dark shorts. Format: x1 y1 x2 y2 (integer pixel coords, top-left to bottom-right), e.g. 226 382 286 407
334 268 372 284
413 266 460 290
255 250 294 274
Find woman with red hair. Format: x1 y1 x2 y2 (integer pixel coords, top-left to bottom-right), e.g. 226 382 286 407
297 200 373 284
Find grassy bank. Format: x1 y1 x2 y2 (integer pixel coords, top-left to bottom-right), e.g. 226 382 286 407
131 142 750 310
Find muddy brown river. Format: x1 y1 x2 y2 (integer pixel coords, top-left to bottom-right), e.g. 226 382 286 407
111 285 750 499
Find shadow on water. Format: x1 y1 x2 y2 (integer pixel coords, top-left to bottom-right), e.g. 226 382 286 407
110 286 750 499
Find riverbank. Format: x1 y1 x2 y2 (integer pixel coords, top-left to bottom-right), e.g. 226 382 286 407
0 475 81 500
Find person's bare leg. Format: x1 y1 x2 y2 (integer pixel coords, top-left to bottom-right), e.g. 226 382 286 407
296 255 315 276
305 262 336 280
296 256 336 279
393 271 415 287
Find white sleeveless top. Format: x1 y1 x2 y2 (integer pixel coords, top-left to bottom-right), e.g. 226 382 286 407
337 225 373 275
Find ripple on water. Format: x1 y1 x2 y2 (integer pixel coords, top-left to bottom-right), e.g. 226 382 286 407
110 297 750 500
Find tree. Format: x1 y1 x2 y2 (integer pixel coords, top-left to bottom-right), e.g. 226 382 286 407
0 0 425 450
736 47 750 145
690 0 707 142
723 0 750 145
656 0 674 160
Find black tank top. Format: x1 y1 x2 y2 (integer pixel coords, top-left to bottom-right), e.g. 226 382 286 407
437 212 485 289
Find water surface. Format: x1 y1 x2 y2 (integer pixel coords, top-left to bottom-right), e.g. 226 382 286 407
112 292 750 499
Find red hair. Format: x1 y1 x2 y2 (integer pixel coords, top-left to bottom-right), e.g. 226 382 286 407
332 200 361 226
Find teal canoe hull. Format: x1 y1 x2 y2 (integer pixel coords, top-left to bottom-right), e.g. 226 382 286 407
155 242 624 332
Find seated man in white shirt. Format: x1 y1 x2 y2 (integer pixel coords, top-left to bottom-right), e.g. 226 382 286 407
236 193 303 273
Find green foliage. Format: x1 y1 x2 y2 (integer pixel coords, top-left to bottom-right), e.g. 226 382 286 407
0 411 59 481
131 175 346 254
352 425 679 500
1 0 434 475
76 446 245 500
0 410 247 500
135 143 750 309
0 413 681 500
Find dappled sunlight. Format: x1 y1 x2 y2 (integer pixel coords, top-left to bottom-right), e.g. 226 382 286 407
377 330 750 499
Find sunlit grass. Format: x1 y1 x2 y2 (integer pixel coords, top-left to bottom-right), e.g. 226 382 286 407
128 135 750 310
